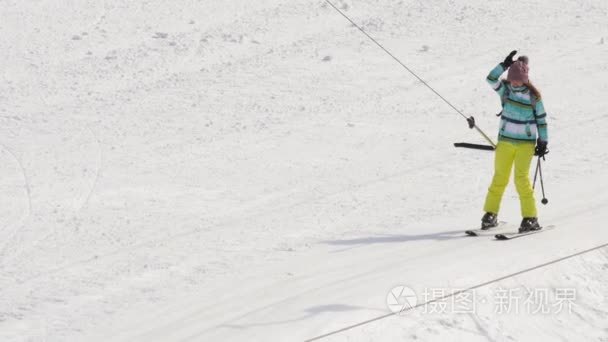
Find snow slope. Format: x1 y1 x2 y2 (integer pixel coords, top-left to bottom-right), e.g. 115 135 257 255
1 0 607 341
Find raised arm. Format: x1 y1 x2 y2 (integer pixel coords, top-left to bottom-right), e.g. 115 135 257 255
486 63 507 97
486 51 517 97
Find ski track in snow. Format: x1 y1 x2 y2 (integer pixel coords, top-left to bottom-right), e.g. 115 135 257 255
1 0 608 341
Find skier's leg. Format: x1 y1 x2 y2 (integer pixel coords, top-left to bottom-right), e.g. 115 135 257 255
483 141 516 214
513 142 537 218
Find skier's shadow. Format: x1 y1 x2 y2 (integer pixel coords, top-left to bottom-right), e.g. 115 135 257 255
220 304 377 329
323 229 466 252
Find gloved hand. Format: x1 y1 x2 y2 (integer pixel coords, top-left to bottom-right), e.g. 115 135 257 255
501 50 517 69
535 139 549 157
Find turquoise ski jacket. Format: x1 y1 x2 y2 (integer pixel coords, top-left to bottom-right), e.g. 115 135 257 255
486 64 548 143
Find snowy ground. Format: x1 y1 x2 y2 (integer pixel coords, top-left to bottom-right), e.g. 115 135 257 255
1 0 608 341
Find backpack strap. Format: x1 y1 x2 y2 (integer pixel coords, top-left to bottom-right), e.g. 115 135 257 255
529 89 540 139
529 90 537 116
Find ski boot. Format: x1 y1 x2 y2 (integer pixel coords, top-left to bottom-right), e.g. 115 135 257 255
518 217 542 233
481 212 498 230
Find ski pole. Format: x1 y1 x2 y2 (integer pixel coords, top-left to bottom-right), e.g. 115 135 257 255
533 156 548 205
537 156 548 204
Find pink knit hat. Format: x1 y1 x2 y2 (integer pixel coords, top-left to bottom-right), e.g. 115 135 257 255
507 60 529 83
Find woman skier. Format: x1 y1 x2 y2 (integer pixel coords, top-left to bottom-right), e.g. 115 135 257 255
481 50 549 232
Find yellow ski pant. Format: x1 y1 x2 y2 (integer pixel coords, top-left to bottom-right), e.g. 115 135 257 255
484 141 537 217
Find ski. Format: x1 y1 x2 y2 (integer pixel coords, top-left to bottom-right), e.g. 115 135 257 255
465 221 508 236
495 225 555 240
